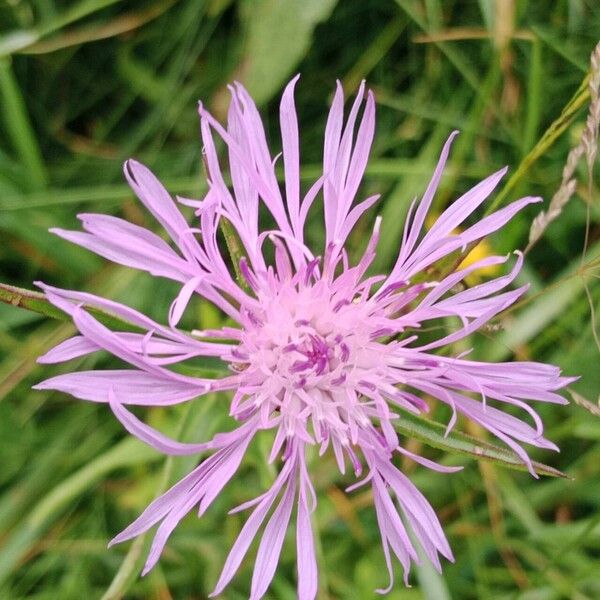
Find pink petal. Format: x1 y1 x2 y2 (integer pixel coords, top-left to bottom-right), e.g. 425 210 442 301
250 469 296 599
124 160 192 245
108 391 213 454
34 370 205 405
280 74 302 236
38 336 97 363
211 459 295 597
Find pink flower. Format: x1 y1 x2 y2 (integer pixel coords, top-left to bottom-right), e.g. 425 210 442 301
35 77 573 599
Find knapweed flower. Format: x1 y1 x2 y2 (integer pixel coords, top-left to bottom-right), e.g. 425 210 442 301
35 77 572 599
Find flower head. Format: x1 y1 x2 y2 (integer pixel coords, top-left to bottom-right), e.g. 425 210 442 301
35 76 573 599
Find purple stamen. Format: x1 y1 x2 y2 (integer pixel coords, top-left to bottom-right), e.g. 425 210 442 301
333 299 350 312
378 279 408 299
291 360 312 373
294 377 307 389
331 373 347 385
309 334 330 355
246 311 263 327
304 257 321 285
340 342 350 362
315 357 328 375
239 257 259 291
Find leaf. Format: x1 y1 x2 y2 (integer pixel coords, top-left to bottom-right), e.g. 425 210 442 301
0 58 47 189
238 0 339 105
20 0 176 55
0 0 128 57
0 437 158 587
394 412 567 478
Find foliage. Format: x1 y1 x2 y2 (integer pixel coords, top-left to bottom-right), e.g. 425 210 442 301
0 1 599 598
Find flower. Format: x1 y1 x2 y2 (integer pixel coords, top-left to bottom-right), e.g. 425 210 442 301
35 77 573 599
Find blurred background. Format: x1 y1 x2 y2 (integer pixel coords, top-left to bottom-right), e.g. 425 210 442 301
1 1 599 598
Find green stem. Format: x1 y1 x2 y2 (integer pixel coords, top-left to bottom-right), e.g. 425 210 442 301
219 217 252 293
0 283 142 332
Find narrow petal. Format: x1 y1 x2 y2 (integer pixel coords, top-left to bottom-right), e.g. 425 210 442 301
51 227 191 282
280 74 302 235
108 391 214 454
124 160 192 244
297 457 318 600
142 492 200 575
38 336 97 363
168 275 203 327
36 282 231 356
211 459 295 597
395 445 463 474
421 167 507 246
250 468 296 599
342 90 376 211
394 131 459 271
34 370 205 405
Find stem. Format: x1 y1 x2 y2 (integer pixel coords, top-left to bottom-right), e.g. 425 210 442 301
0 283 142 332
219 217 252 293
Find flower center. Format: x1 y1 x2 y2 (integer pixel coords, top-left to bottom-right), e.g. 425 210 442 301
282 327 350 387
235 279 371 390
228 277 389 448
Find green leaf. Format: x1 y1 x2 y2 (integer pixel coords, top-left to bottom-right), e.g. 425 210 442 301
0 437 158 587
0 0 128 57
239 0 339 105
0 58 47 189
394 412 567 478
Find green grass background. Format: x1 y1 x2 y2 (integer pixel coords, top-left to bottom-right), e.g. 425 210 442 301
1 1 599 599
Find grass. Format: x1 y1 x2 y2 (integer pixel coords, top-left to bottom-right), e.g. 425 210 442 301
1 1 599 599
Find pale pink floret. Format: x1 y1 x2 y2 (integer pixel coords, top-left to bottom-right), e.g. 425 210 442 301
35 77 573 599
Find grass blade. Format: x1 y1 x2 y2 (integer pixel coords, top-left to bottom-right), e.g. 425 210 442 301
0 437 158 587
